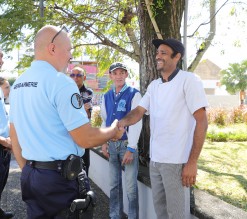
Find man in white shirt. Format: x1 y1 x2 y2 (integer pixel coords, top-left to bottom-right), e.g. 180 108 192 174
119 39 208 219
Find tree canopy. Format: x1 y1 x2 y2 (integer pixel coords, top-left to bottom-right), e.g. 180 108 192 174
0 0 140 74
220 60 247 95
1 0 245 75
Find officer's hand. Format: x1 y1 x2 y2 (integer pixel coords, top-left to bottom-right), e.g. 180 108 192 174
101 143 109 159
122 151 134 165
1 137 12 149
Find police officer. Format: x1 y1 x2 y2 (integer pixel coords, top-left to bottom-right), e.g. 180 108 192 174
9 25 123 219
0 50 14 219
70 66 93 176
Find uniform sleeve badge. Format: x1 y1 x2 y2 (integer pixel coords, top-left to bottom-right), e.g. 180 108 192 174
71 93 83 109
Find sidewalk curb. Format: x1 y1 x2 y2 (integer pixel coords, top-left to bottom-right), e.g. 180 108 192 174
194 189 247 219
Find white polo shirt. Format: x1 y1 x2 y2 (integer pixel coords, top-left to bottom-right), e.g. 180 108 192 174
9 61 89 161
139 70 208 164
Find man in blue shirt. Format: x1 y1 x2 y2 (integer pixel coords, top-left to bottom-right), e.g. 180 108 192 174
0 49 14 219
9 25 123 219
101 62 142 219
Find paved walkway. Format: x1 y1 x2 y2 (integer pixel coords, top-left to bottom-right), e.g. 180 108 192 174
1 159 111 219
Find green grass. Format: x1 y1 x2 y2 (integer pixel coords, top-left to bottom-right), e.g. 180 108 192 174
197 140 247 211
207 123 247 141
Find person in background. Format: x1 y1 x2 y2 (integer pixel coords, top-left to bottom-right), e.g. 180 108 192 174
0 50 14 219
118 39 208 219
101 62 142 219
0 78 10 104
9 25 123 219
70 66 93 176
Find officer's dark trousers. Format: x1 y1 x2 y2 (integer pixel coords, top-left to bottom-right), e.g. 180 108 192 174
21 165 79 219
0 147 11 201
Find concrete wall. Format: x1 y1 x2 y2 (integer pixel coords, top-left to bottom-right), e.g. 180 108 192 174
206 95 239 108
89 150 156 219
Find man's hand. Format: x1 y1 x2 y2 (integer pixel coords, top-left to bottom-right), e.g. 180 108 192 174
1 137 12 149
181 162 197 187
101 143 109 159
118 119 126 130
111 119 125 141
122 150 134 165
84 103 92 118
84 102 92 111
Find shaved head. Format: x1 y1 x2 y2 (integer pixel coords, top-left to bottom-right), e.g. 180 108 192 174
34 25 73 72
34 25 68 56
34 25 58 53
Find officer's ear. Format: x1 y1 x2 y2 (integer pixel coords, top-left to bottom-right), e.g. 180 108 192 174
48 43 56 54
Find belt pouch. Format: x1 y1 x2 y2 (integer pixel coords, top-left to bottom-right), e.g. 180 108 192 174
62 154 83 180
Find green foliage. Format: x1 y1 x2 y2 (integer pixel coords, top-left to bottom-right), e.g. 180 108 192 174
207 131 247 142
206 123 247 142
207 132 228 142
229 6 236 16
206 108 247 142
0 0 140 71
220 60 247 95
7 77 16 86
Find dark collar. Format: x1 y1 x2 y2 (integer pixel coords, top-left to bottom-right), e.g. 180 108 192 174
160 68 180 83
79 84 86 92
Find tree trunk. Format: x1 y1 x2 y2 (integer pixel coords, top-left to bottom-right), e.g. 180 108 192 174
240 90 246 105
137 0 185 166
188 0 216 72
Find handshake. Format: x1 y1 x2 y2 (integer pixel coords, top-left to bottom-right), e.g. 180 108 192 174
110 119 126 141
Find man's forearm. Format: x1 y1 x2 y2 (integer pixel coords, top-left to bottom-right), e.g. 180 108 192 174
13 146 26 169
70 120 123 148
120 106 145 127
188 112 208 164
10 123 26 169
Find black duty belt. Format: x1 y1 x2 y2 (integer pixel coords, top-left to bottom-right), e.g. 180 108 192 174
26 155 84 180
26 160 64 172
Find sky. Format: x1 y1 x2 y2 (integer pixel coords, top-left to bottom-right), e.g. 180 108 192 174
1 0 246 76
185 0 247 69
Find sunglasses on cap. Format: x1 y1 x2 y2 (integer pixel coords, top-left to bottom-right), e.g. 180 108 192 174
70 73 83 78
